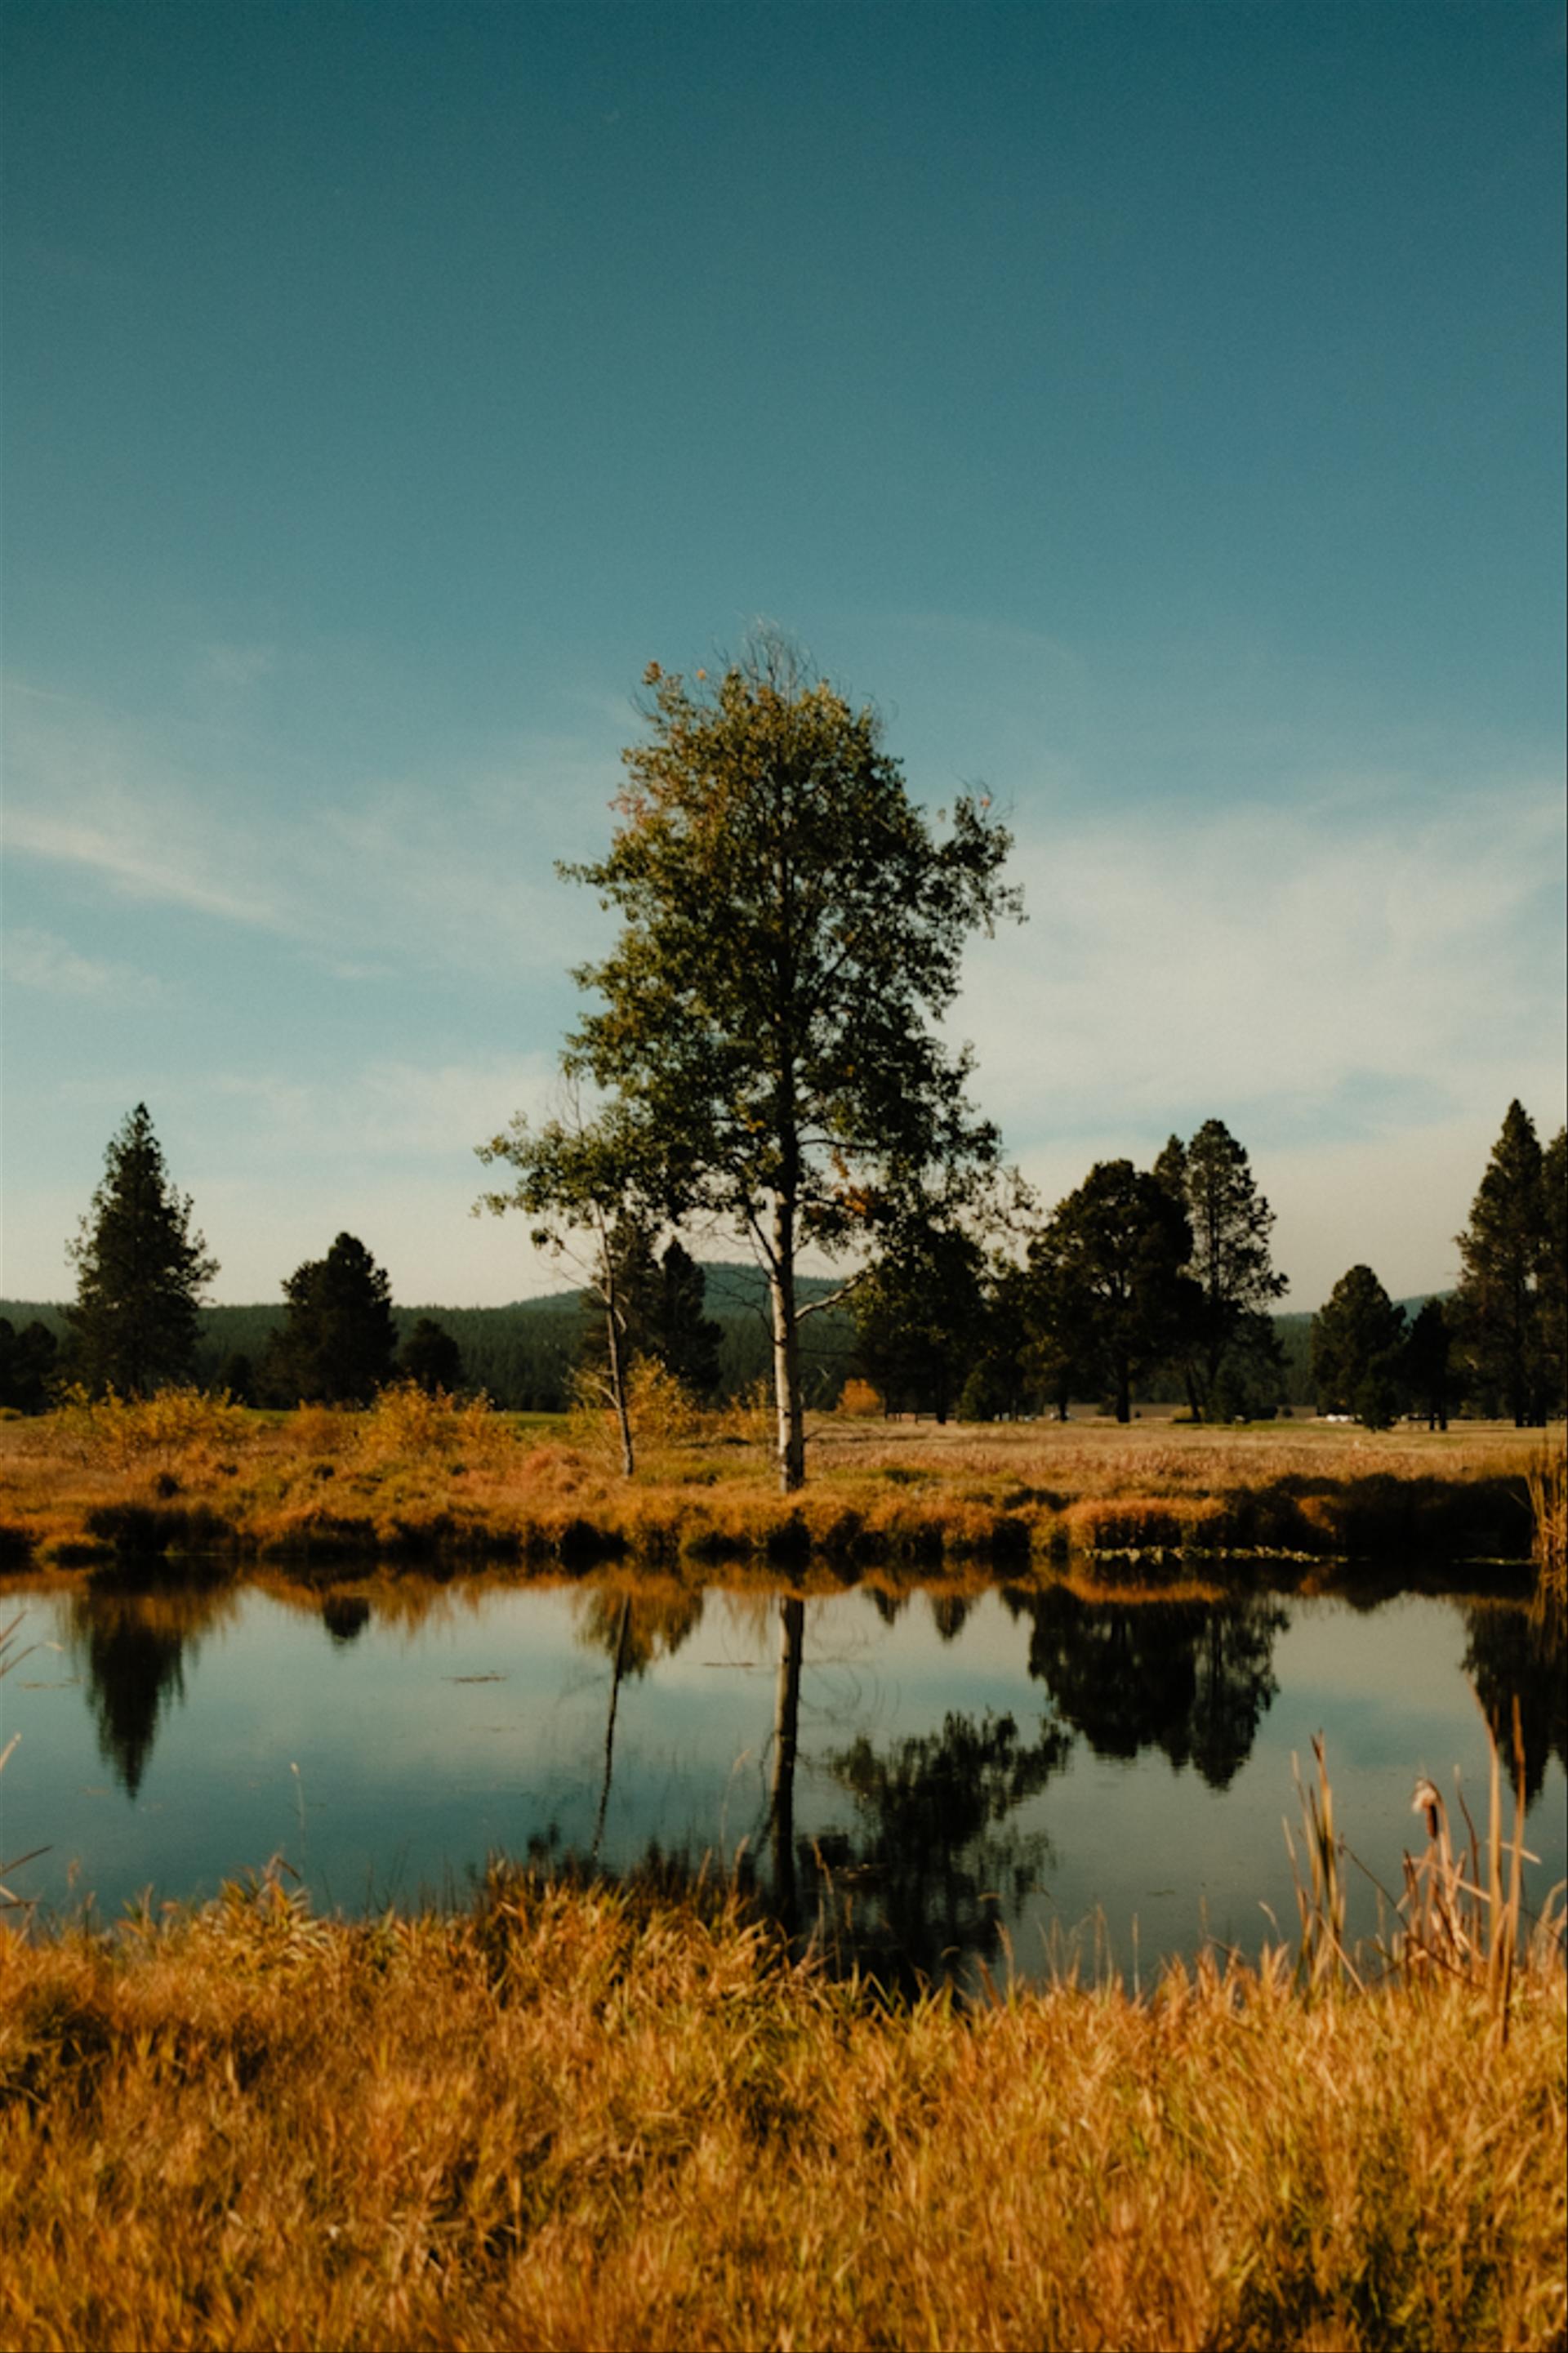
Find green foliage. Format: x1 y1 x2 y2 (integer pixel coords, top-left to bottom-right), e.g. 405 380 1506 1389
577 1228 723 1401
1025 1159 1194 1423
397 1316 466 1397
65 1104 218 1398
265 1232 399 1405
1312 1264 1407 1423
555 635 1022 1488
1403 1298 1459 1431
0 1316 60 1413
1156 1121 1286 1418
478 1097 680 1473
852 1223 987 1421
956 1261 1039 1420
1455 1102 1557 1424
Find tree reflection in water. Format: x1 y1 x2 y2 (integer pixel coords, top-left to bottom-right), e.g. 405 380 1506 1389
65 1578 238 1798
806 1705 1074 1994
572 1583 708 1861
572 1583 706 1679
1461 1602 1566 1807
321 1593 371 1645
1004 1588 1288 1789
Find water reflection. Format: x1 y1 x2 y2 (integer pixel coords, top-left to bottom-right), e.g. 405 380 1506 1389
321 1593 370 1645
1461 1602 1567 1807
808 1708 1074 1994
1004 1589 1288 1789
64 1577 238 1797
572 1584 706 1678
31 1567 1566 1993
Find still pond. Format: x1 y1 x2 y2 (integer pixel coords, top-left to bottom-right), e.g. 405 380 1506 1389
2 1570 1563 1990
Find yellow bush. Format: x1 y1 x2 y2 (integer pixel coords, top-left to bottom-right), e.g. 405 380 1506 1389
46 1384 252 1470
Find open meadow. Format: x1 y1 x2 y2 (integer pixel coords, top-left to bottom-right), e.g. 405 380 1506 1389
0 1391 1559 1576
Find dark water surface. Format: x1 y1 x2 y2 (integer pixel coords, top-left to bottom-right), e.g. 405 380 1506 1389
2 1571 1562 1988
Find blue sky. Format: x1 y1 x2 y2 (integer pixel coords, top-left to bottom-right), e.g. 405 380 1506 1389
3 2 1563 1309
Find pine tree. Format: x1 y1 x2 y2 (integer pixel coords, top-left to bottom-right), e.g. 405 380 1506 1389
1312 1265 1406 1426
1455 1102 1548 1424
1026 1160 1193 1424
265 1233 399 1405
1538 1126 1566 1418
65 1104 217 1397
1156 1121 1285 1418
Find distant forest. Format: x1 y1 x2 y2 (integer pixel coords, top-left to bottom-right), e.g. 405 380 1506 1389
0 1263 855 1415
0 1269 1435 1415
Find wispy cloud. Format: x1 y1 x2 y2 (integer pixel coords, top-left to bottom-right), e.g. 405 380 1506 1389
963 778 1566 1144
4 809 283 926
2 680 619 974
2 926 166 1005
958 777 1566 1302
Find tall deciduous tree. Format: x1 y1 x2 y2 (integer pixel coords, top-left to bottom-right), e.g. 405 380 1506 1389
1155 1121 1285 1418
1455 1102 1549 1424
266 1233 399 1406
1026 1160 1193 1424
1312 1264 1406 1426
65 1104 217 1397
544 637 1021 1491
478 1094 673 1474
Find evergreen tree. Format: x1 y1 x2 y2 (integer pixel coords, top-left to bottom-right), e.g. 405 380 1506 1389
1156 1121 1285 1418
0 1317 60 1413
65 1104 217 1397
853 1223 987 1420
1312 1265 1406 1425
397 1317 466 1395
1538 1126 1566 1418
1026 1160 1193 1423
1402 1298 1457 1431
1455 1102 1548 1424
265 1233 399 1405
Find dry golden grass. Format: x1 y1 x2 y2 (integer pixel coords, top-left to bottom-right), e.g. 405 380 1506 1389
0 1391 1553 1574
0 1866 1562 2353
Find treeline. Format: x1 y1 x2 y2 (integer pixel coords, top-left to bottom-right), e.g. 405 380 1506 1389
0 1283 852 1415
848 1103 1563 1428
5 1099 1562 1428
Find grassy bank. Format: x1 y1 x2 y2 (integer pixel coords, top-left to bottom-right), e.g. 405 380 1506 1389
0 1388 1557 1574
1 1869 1562 2353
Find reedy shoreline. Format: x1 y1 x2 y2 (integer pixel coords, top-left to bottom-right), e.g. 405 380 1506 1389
1 1865 1563 2353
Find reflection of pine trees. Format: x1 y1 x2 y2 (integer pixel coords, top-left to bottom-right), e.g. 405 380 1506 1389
65 1581 236 1798
929 1593 970 1644
321 1593 371 1644
1005 1589 1287 1790
813 1709 1073 1993
1461 1603 1566 1808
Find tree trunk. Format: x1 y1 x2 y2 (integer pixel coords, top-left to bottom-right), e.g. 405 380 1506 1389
590 1595 633 1863
1115 1355 1131 1424
599 1233 635 1477
769 1198 806 1494
770 1595 804 1935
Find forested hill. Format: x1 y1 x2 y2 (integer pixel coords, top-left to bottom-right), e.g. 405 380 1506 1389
0 1263 854 1413
0 1281 1443 1415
